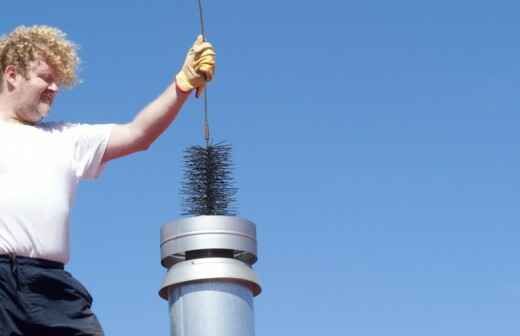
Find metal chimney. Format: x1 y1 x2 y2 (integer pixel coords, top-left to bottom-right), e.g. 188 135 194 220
159 215 261 336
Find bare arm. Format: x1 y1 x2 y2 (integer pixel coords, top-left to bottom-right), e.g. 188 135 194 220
101 35 215 164
101 82 190 164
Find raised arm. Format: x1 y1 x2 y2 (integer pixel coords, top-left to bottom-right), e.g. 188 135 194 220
101 35 216 164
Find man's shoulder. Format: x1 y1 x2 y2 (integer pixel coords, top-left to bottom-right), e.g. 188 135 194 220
38 121 75 131
36 121 113 140
37 121 91 136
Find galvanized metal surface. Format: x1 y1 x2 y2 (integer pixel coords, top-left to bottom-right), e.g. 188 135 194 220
168 281 255 336
160 216 257 267
159 257 261 299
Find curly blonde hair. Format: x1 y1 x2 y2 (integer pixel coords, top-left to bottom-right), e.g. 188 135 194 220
0 25 80 89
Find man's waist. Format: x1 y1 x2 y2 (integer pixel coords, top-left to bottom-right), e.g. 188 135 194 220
0 254 64 269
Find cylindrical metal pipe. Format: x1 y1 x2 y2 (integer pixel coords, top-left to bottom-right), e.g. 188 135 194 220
159 216 261 336
168 281 254 336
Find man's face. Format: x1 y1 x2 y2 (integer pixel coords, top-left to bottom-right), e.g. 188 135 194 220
13 58 59 124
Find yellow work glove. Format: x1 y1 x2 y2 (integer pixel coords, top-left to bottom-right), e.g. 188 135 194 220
176 35 216 97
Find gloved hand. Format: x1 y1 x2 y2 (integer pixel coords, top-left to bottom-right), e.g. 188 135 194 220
176 35 216 97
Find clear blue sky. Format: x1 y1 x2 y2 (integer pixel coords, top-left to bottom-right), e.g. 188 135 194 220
2 1 520 335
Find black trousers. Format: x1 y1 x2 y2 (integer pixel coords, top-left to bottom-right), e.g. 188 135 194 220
0 255 103 336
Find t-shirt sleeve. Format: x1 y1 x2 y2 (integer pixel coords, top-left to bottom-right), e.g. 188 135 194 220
69 123 114 180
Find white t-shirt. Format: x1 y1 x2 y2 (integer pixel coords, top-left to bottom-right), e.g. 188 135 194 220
0 121 113 264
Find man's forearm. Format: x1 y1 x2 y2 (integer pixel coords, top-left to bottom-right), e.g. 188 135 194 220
131 82 190 148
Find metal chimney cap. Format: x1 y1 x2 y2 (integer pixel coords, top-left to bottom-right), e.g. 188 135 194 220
159 257 262 300
160 216 258 268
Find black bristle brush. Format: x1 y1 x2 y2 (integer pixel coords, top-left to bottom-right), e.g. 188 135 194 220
180 142 237 216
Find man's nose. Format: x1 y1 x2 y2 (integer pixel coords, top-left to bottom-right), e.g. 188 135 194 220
48 82 59 92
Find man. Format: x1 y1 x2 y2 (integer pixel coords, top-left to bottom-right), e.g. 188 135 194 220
0 25 215 335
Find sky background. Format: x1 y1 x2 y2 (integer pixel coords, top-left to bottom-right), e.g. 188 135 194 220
2 1 520 335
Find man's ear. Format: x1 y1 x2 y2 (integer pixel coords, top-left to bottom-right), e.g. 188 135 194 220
4 65 19 90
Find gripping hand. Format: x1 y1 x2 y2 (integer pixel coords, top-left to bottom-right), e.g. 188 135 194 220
176 35 216 97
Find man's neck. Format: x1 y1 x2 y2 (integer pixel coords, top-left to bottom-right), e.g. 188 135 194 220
0 97 25 125
0 112 22 125
0 113 38 126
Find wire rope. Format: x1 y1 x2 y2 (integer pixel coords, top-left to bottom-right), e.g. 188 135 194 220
197 0 210 146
